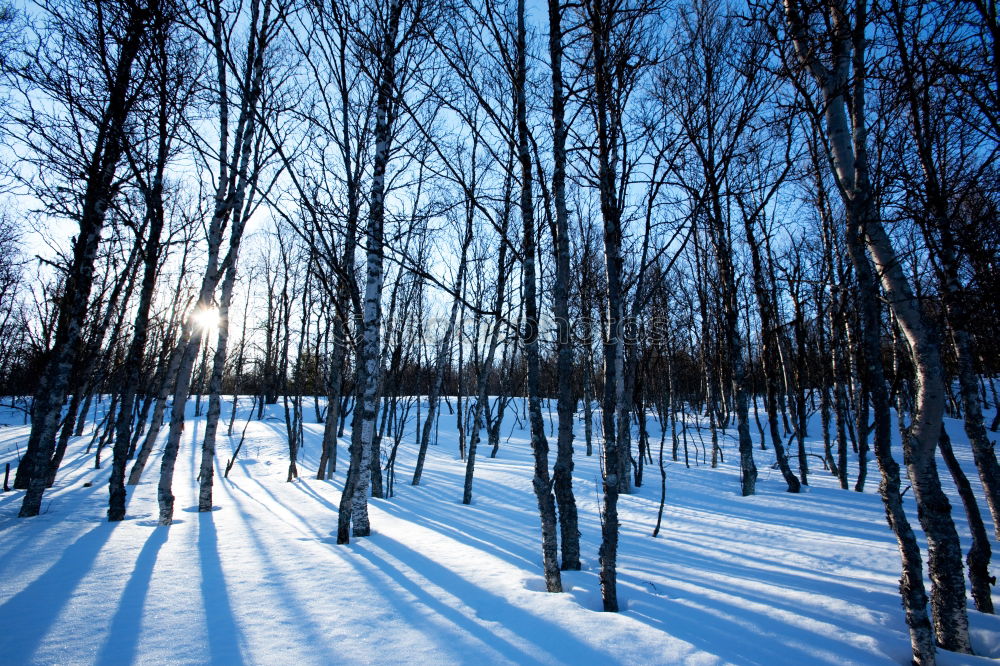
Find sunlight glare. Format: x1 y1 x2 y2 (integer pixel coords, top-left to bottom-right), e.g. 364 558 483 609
192 306 221 332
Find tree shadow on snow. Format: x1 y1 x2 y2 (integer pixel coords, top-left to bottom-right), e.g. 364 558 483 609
355 533 615 664
0 522 115 662
198 511 246 664
95 525 170 664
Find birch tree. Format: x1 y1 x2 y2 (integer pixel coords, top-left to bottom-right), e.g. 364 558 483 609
516 0 562 594
337 0 431 543
158 0 287 525
779 0 971 657
13 0 162 517
546 0 581 572
109 8 195 521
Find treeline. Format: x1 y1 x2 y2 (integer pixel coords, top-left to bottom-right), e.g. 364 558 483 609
0 0 997 662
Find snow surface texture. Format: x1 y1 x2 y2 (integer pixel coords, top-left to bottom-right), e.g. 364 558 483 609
1 397 999 665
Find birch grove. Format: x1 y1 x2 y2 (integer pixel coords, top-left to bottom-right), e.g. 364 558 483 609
2 0 999 661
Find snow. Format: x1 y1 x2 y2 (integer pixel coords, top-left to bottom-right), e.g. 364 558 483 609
1 397 999 665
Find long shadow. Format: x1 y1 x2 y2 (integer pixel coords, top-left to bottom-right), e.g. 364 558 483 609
218 482 339 662
0 427 115 519
622 551 898 644
0 459 121 581
361 533 615 664
350 541 544 665
0 470 110 553
0 522 115 662
227 469 331 544
255 419 328 473
291 478 341 514
281 434 566 571
660 536 894 594
627 600 818 665
95 526 170 664
625 576 901 666
376 497 540 571
198 511 245 664
662 483 898 545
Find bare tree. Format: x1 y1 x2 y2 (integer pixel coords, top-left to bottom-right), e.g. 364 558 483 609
12 0 162 517
109 5 195 521
337 0 431 543
514 0 562 594
158 0 287 525
780 0 971 657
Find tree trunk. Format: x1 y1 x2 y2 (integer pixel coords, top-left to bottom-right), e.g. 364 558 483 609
412 225 471 485
517 0 561 594
864 220 971 654
109 35 172 519
940 240 1000 542
939 425 994 614
198 232 244 510
109 171 166 521
128 334 183 485
781 1 948 655
846 214 937 664
337 0 403 544
589 0 624 611
744 214 800 492
547 0 580 571
317 315 346 480
19 0 155 517
157 0 273 525
462 273 507 505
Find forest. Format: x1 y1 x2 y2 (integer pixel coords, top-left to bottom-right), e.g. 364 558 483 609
0 0 998 663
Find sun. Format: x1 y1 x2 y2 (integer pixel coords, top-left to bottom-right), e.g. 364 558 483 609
192 306 221 332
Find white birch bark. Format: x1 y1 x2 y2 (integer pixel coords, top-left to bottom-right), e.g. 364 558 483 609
158 0 276 525
336 0 405 543
783 0 969 657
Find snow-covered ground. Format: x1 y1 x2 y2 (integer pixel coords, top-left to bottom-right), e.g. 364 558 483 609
1 397 999 665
